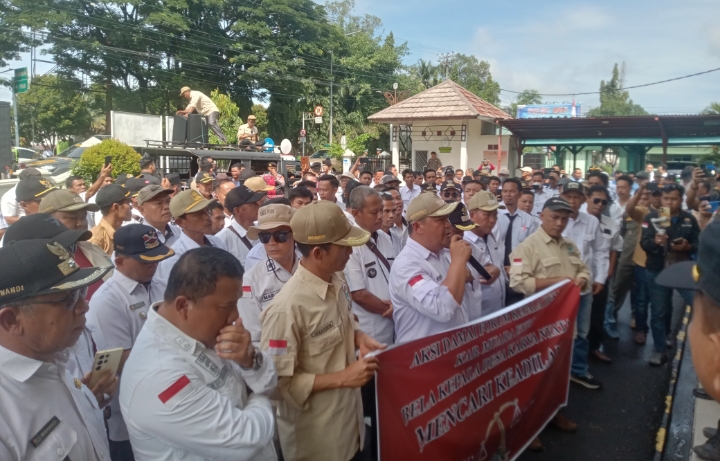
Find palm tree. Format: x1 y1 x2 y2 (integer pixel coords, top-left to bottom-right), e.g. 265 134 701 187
416 59 436 89
702 102 720 115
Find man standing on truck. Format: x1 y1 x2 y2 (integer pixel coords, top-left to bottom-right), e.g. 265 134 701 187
177 86 229 144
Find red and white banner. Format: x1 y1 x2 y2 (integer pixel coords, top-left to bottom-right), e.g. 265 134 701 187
375 281 579 461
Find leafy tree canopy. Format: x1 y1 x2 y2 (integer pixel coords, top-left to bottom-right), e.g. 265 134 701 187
587 63 648 117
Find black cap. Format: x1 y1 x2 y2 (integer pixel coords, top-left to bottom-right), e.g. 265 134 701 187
238 169 256 181
473 170 483 176
125 177 153 197
0 239 111 304
4 214 92 246
561 181 585 195
636 171 650 180
140 153 155 169
18 167 41 179
137 173 160 185
657 220 720 305
225 185 266 212
322 158 332 166
440 180 460 191
310 162 321 169
543 197 573 212
462 175 473 184
444 166 455 174
16 176 56 202
419 183 436 193
96 184 131 208
447 201 477 231
115 173 132 186
113 224 175 263
166 173 181 186
268 162 277 168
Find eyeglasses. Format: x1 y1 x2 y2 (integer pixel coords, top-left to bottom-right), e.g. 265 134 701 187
28 287 88 310
592 198 609 206
442 191 460 198
258 230 292 244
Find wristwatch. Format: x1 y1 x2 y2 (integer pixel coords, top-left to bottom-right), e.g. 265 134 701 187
240 346 263 371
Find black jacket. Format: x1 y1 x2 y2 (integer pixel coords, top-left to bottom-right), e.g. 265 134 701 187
640 209 700 273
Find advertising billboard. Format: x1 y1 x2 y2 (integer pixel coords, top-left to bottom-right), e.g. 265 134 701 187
516 103 581 119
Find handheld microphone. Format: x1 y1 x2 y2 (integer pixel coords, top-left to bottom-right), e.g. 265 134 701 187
468 256 492 281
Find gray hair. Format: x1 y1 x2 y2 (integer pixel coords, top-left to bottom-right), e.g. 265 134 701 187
349 185 380 212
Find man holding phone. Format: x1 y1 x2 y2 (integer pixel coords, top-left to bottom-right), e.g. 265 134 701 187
641 183 700 366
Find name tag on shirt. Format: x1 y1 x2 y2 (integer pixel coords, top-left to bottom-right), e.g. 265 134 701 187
30 416 60 447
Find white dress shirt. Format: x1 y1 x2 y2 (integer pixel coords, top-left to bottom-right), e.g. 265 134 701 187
494 208 538 261
150 232 226 303
0 185 21 218
389 238 468 343
244 243 303 272
344 231 396 345
440 247 487 321
120 306 277 461
399 184 421 209
562 211 610 293
0 209 7 230
599 214 624 253
464 231 506 316
321 196 346 211
238 256 299 345
532 187 560 216
148 222 181 247
0 345 111 461
216 220 259 267
87 270 153 442
389 219 408 255
580 201 624 232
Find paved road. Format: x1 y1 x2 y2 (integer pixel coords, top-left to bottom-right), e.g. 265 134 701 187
517 295 686 461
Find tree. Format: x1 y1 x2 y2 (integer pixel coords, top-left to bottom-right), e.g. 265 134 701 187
71 138 141 182
415 59 438 89
702 102 720 115
208 89 241 145
587 63 648 117
448 54 501 105
17 75 92 151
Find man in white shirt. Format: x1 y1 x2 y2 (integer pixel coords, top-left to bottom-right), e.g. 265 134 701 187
87 224 175 459
151 190 226 302
317 174 346 210
0 167 41 225
399 169 421 208
177 86 228 143
0 239 113 461
389 192 472 343
465 191 508 316
136 185 181 246
494 178 537 306
560 181 609 390
214 179 237 228
532 171 555 216
121 247 277 461
237 204 298 344
345 186 395 345
386 188 408 253
216 185 265 267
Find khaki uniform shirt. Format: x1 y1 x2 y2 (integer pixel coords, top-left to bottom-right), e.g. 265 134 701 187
90 219 116 255
509 227 591 296
186 90 219 116
260 263 364 461
237 123 259 141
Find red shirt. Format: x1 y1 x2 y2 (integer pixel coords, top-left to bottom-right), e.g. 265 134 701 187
74 248 104 300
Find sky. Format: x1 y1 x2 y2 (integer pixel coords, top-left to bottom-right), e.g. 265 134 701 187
2 0 719 114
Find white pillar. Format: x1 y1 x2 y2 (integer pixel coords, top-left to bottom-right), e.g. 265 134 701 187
411 149 417 170
390 124 399 168
460 137 468 172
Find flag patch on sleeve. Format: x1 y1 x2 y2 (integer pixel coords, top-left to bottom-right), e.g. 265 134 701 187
242 286 252 298
268 339 287 356
409 274 424 286
642 222 649 228
158 375 192 409
512 258 523 266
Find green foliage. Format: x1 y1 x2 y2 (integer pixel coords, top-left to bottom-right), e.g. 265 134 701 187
208 89 242 145
508 89 542 117
17 75 92 151
327 133 375 158
448 54 501 105
702 102 720 115
71 139 141 183
251 104 269 139
587 63 649 117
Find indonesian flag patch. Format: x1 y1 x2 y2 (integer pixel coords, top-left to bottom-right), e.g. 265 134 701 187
158 375 192 409
642 222 649 228
268 339 288 356
409 274 424 286
512 258 523 266
242 286 252 298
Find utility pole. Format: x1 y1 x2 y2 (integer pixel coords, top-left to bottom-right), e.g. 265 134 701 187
329 51 333 145
438 52 456 80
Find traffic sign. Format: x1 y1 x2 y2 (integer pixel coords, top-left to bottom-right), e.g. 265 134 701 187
314 105 324 117
298 137 307 143
314 116 322 124
14 68 28 94
299 129 306 137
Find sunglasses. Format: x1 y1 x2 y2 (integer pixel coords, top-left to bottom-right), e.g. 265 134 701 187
28 287 89 310
442 191 460 198
592 198 609 206
258 230 292 244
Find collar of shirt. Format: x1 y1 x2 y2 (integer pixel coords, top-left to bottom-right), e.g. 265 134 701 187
0 344 49 382
99 218 116 238
230 218 250 236
111 268 144 294
405 237 440 262
146 304 203 355
295 262 343 301
267 253 299 277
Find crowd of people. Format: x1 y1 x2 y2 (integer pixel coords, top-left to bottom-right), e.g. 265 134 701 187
1 150 719 461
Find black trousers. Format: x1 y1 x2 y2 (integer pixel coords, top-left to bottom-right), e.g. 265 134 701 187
588 285 609 351
360 377 378 461
505 285 525 307
109 439 135 461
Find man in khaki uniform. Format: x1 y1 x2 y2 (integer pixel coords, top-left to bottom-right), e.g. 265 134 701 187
508 196 590 451
238 114 265 148
260 200 386 461
177 86 228 144
90 184 132 255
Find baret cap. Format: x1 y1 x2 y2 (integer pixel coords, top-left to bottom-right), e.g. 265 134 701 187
169 189 216 219
247 204 295 240
113 224 175 263
406 191 458 224
95 184 131 208
291 201 369 246
40 190 99 214
467 191 505 212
